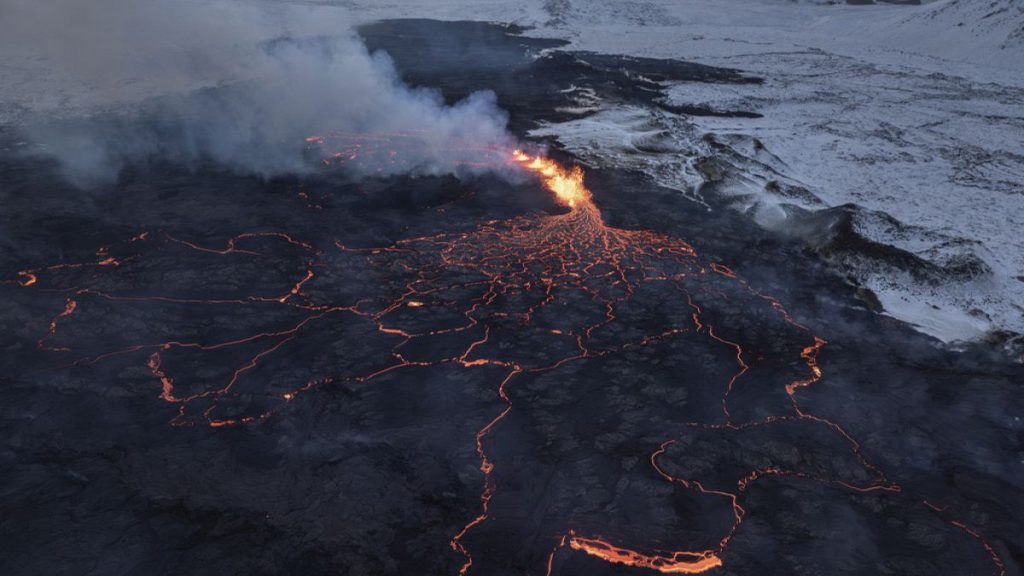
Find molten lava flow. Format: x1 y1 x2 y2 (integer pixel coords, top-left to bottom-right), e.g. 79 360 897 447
567 533 722 574
11 134 1009 576
512 150 591 209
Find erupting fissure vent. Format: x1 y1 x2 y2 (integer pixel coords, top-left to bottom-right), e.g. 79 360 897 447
512 149 591 209
9 134 1008 576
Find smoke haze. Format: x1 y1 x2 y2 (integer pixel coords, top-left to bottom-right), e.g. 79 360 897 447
0 0 515 184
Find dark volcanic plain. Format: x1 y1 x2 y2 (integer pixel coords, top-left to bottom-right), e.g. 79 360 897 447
1 20 1021 576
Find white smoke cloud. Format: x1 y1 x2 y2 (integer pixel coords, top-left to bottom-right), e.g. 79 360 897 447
0 0 515 184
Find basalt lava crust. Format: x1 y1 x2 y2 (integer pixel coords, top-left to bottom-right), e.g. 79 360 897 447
0 19 1021 576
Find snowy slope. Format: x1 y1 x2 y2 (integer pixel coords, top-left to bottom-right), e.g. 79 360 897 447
809 0 1024 74
898 0 1024 51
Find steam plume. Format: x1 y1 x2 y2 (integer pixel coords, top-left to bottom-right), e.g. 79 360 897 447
1 0 514 184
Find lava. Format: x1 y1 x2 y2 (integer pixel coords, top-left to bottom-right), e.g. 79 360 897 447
10 137 1008 576
512 149 591 209
566 533 722 574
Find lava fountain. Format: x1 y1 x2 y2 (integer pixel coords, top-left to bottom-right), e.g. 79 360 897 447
512 149 591 210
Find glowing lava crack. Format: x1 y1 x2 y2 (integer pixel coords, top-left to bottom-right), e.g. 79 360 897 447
11 140 1008 576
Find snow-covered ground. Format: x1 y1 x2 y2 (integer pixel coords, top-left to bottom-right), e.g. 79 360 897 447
2 0 1022 348
523 0 1024 347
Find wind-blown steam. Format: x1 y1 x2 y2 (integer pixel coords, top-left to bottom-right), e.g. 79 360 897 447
2 0 514 185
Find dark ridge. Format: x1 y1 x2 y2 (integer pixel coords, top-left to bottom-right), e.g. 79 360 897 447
358 19 764 131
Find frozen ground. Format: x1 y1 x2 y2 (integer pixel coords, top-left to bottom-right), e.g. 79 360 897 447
2 0 1022 348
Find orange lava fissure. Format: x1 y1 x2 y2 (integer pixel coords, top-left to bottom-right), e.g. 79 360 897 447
11 140 1008 576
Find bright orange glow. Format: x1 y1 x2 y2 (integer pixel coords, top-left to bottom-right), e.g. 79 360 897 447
512 150 592 209
568 534 722 574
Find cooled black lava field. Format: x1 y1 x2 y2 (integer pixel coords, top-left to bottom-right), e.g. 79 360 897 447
1 20 1021 576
